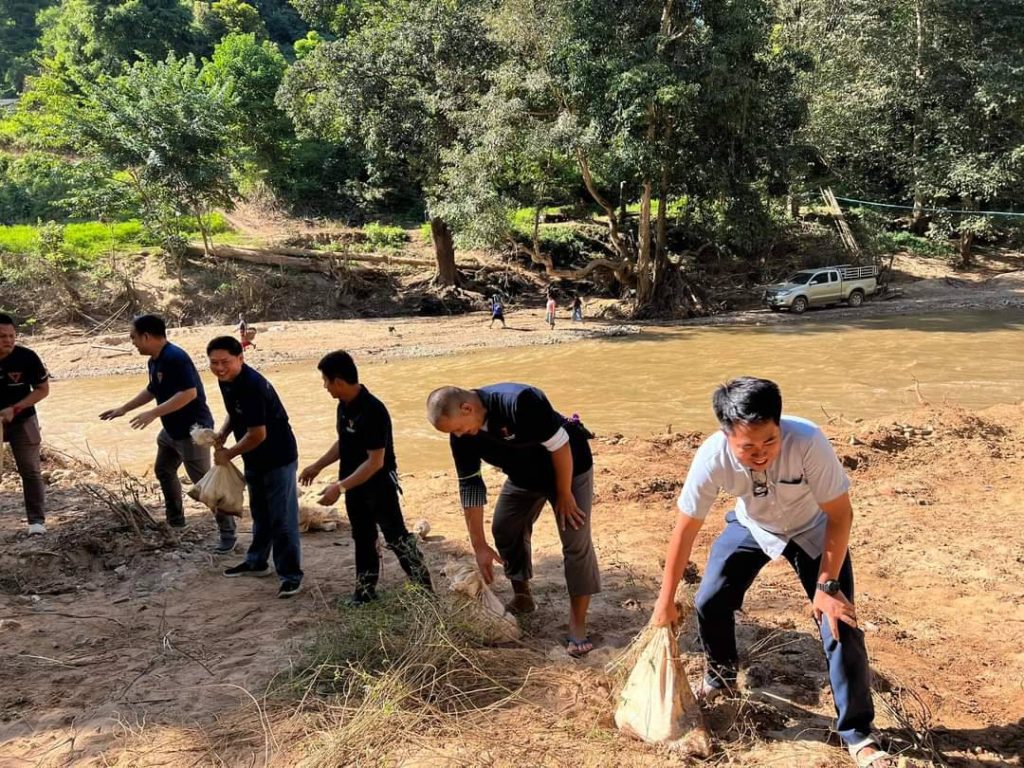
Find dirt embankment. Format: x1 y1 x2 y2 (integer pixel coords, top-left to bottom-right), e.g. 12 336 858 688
21 247 1024 382
0 403 1021 766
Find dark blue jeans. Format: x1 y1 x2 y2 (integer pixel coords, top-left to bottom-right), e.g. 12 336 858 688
244 461 302 584
694 511 875 746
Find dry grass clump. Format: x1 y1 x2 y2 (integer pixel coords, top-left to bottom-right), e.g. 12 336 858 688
292 585 538 767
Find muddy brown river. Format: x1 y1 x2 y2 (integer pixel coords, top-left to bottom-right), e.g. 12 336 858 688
37 310 1024 478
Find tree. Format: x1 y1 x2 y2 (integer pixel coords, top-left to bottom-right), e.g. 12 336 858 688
442 0 803 314
0 0 52 95
794 0 1024 265
68 53 239 257
279 0 496 285
37 0 196 75
198 0 267 41
200 32 286 165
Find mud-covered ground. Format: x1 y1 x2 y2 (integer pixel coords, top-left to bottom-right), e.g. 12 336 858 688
0 402 1021 767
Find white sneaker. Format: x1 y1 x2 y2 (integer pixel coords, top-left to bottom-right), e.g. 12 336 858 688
27 523 46 535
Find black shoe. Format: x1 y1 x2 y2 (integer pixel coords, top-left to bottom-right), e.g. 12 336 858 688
342 589 377 607
278 580 302 598
212 539 237 555
223 561 272 578
167 519 188 530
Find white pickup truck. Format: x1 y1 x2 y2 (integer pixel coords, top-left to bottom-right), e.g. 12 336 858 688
762 264 878 314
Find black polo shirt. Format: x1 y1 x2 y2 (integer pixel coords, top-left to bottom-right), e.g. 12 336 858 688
147 342 213 440
218 364 298 472
336 385 397 489
0 345 49 426
450 383 593 505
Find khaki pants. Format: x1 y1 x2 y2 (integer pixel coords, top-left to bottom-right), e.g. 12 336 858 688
491 468 600 597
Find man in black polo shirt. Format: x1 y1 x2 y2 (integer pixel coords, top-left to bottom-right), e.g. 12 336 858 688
0 313 50 535
300 350 431 604
100 314 236 551
426 383 600 657
207 336 302 599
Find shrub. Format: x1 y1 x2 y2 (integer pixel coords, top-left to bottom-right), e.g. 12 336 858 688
364 221 409 249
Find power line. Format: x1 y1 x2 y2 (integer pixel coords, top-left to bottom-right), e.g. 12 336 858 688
828 194 1024 219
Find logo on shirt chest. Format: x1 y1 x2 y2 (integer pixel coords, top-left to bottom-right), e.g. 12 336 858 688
498 426 516 440
6 371 21 384
156 372 164 383
345 419 356 434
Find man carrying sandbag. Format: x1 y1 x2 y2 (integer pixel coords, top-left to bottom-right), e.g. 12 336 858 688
0 313 50 536
651 377 892 768
300 350 432 605
207 336 302 599
100 314 237 553
426 383 599 658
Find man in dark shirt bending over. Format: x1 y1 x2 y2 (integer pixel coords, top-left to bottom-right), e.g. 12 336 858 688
301 350 432 604
426 383 600 657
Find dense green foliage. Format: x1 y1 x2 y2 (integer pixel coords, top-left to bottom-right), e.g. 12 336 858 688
1 0 1022 307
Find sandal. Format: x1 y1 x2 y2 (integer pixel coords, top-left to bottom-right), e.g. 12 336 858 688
848 736 893 768
565 635 594 658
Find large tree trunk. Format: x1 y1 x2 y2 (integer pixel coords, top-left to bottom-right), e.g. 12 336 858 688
636 180 654 306
958 196 975 269
653 172 670 298
576 149 634 263
910 0 927 235
430 216 459 286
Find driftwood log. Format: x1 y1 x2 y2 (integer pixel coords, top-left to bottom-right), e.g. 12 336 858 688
185 243 481 272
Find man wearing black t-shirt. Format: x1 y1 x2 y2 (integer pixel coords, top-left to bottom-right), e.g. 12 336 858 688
300 350 431 604
426 383 600 657
100 315 236 551
0 313 50 535
207 336 302 599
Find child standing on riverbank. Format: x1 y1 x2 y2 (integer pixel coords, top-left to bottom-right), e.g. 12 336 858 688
545 293 556 330
490 294 507 329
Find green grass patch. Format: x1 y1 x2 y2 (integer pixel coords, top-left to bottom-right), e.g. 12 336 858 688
364 221 409 249
876 230 953 259
0 224 39 255
0 213 235 264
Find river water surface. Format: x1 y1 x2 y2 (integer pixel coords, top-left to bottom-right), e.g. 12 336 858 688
38 309 1024 477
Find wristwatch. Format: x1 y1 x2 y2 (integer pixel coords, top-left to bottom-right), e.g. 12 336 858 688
816 579 841 596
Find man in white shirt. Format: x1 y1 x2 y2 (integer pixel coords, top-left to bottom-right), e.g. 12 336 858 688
651 377 891 768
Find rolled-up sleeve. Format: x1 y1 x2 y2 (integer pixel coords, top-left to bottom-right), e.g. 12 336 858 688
452 435 487 508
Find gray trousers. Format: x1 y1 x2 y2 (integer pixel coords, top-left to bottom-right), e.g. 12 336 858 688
155 429 236 539
492 468 600 597
5 415 45 524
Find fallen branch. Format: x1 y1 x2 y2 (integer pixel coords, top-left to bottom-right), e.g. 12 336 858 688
186 243 482 271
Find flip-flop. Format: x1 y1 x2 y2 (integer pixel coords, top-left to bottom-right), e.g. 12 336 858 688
565 635 594 658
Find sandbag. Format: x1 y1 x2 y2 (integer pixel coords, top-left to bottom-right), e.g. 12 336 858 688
443 562 521 644
298 502 338 533
412 519 431 540
190 426 218 447
614 625 713 757
187 463 246 516
187 425 245 516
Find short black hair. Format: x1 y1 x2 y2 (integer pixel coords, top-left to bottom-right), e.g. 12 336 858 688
0 313 15 327
712 377 782 431
317 350 359 384
206 335 243 356
132 314 167 338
